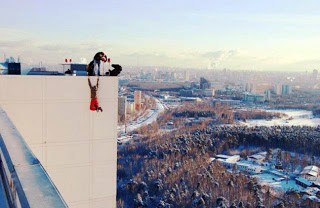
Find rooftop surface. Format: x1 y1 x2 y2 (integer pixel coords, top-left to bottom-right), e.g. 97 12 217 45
0 106 67 208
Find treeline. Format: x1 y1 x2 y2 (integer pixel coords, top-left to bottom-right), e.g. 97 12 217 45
173 111 215 118
234 110 283 121
203 125 320 156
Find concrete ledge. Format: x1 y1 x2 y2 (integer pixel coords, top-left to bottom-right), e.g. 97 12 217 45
0 106 67 208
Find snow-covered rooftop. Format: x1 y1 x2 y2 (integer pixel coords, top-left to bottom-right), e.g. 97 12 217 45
295 177 313 186
301 165 319 177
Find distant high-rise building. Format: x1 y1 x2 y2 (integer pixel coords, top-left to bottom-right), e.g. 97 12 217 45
264 90 271 101
170 72 177 81
273 84 282 95
313 69 318 80
126 102 135 113
140 71 146 79
203 89 215 97
118 96 127 122
9 57 14 63
134 91 142 111
184 71 190 81
157 71 162 80
165 72 170 81
245 83 255 93
281 84 292 95
200 77 211 90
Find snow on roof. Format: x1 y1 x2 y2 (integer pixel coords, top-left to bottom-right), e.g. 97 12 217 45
249 152 267 160
303 187 320 196
295 177 313 186
302 195 320 202
216 154 231 159
301 165 319 177
209 158 216 162
236 162 262 170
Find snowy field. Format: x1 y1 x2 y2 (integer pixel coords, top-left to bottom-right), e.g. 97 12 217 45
241 109 320 127
254 173 303 192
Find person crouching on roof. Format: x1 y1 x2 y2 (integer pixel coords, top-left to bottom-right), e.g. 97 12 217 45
86 52 107 76
88 77 103 112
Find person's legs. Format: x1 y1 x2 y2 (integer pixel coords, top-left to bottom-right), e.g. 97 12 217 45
90 98 97 111
94 98 103 112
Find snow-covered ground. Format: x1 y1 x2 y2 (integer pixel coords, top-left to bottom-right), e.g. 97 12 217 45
254 173 303 192
241 109 320 127
118 97 165 136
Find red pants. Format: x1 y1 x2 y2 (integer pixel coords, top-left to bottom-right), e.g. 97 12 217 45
90 98 99 111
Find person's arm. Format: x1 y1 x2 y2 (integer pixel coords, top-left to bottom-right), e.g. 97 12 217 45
88 77 92 88
96 77 99 88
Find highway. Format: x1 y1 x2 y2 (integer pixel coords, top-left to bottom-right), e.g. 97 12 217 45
118 97 165 141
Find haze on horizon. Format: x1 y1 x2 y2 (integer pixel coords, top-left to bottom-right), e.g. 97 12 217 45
1 0 320 72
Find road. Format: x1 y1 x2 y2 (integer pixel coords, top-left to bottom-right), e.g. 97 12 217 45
118 97 165 139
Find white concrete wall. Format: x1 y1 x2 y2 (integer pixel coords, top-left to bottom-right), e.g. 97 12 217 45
0 75 118 208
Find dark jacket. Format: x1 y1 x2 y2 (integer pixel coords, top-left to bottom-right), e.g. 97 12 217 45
86 52 106 76
106 64 122 76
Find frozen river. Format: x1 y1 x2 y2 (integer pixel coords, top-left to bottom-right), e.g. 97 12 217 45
240 109 320 127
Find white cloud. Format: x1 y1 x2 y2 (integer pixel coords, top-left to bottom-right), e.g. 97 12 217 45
202 50 241 69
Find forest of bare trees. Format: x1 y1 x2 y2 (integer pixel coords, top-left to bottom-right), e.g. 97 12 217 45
117 103 320 207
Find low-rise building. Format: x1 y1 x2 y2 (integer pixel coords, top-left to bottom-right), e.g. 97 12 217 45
295 177 313 188
301 166 319 181
216 154 240 163
215 154 240 169
215 155 262 174
301 187 320 196
243 93 265 103
212 99 241 106
180 97 202 102
236 162 262 174
203 89 215 97
248 152 267 164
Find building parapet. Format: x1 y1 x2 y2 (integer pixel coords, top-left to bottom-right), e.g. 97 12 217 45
0 106 67 208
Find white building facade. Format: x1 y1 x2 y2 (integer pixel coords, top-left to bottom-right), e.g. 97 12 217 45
0 76 118 208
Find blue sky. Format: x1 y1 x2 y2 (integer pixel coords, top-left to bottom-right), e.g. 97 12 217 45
2 0 320 71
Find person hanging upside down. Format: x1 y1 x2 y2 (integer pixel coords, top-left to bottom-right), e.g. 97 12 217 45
88 77 103 112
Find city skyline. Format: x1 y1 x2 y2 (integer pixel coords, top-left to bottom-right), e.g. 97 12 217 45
2 0 320 71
